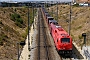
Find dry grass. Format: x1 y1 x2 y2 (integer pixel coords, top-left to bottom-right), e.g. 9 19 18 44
0 7 33 60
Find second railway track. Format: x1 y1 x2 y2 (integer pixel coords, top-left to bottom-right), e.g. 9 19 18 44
37 8 49 60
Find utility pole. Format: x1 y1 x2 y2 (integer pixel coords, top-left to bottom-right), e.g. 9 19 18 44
47 1 48 11
17 43 19 60
17 41 25 60
57 2 58 21
69 2 71 35
46 1 49 12
44 3 45 8
28 3 30 51
82 33 86 47
32 5 34 29
52 1 53 17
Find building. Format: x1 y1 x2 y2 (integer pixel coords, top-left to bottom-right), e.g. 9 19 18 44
77 0 90 3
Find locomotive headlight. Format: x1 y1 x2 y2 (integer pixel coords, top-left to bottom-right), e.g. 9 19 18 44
60 48 63 50
69 48 72 50
63 48 65 49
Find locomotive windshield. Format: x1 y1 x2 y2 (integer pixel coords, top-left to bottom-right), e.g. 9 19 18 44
61 38 70 43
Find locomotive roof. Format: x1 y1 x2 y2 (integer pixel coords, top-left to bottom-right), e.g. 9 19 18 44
43 9 47 13
45 11 48 13
56 25 62 28
45 13 50 16
49 20 57 22
47 16 54 18
55 26 69 36
45 12 49 14
50 23 70 37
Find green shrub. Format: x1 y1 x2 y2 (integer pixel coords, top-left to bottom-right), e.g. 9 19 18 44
14 8 17 12
11 13 21 21
16 18 23 24
79 35 83 39
15 21 22 28
10 13 23 28
22 31 27 39
11 14 15 21
15 13 20 18
77 26 82 29
30 20 34 24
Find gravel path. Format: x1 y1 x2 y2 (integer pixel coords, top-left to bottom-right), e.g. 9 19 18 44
19 11 38 60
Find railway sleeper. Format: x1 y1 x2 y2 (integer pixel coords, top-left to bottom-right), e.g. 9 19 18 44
59 50 72 57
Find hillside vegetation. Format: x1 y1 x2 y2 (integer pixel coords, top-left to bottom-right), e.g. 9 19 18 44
0 7 33 60
49 5 90 46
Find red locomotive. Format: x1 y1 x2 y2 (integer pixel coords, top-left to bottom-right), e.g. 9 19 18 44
50 23 72 54
41 7 72 55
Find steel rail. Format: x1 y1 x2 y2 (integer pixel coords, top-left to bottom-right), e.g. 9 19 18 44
40 9 49 60
37 8 49 60
38 8 40 60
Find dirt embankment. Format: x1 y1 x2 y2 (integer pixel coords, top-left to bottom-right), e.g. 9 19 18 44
0 7 33 60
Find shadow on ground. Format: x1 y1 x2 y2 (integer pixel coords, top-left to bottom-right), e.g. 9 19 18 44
72 44 84 59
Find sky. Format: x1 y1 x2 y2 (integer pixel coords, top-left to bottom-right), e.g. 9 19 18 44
0 0 72 2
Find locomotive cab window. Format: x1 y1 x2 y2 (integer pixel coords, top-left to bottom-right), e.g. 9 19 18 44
61 38 70 43
53 22 58 25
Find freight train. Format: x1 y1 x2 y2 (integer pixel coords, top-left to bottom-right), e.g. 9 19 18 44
41 7 72 55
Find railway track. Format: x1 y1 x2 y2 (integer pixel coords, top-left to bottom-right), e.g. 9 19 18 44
60 57 72 60
37 8 49 60
31 8 81 60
